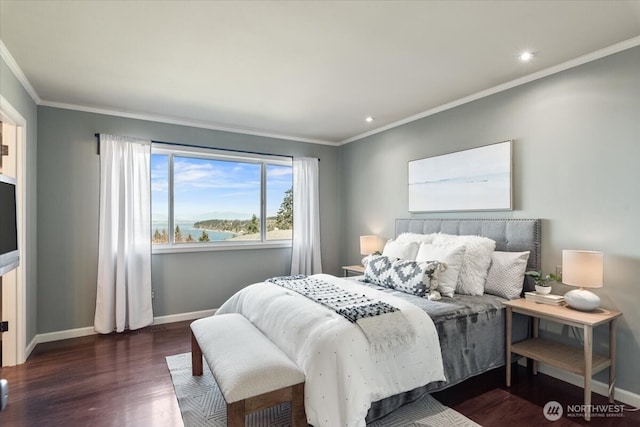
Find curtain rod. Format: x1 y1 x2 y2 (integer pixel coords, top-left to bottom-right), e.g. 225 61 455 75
94 133 317 161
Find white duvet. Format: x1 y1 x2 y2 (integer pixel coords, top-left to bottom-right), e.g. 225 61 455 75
216 274 445 427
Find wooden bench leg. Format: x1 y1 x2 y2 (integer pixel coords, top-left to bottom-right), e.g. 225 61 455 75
291 383 306 427
191 331 203 376
227 400 245 427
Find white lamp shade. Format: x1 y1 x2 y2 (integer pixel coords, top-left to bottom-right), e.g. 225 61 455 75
562 250 603 289
360 235 379 255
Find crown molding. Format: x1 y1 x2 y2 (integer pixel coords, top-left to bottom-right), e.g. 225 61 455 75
0 40 41 104
39 100 339 146
340 35 640 145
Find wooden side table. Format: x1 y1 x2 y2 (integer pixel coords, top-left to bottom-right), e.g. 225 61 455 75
503 299 621 421
341 265 365 277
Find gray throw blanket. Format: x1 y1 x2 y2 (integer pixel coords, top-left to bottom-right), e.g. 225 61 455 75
267 275 415 351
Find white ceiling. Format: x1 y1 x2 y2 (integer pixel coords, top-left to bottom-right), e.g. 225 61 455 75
1 1 639 145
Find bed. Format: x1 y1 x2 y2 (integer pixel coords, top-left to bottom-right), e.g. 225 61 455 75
217 218 540 426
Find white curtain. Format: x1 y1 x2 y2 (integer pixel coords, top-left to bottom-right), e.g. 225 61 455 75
95 134 153 333
291 157 322 275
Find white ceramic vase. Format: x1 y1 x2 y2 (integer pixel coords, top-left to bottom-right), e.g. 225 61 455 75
564 288 600 311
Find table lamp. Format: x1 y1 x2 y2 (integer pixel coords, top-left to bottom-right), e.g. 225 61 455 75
360 235 379 255
562 250 603 311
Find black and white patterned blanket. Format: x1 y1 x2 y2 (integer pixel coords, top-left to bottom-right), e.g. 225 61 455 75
267 275 415 350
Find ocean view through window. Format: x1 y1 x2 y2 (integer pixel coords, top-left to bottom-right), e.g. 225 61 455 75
151 144 293 251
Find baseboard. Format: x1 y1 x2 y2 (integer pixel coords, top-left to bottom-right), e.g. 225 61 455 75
152 309 216 325
25 336 38 361
517 359 640 408
36 325 96 344
35 309 217 345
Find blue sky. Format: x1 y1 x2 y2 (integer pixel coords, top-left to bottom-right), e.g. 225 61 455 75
151 154 292 222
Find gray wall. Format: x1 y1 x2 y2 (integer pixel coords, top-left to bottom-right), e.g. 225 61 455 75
36 107 340 333
0 56 38 346
339 47 640 394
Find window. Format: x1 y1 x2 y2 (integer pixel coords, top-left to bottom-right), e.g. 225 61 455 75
151 144 292 252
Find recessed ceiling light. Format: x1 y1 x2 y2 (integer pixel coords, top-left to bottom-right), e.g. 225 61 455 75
519 51 534 62
365 116 375 123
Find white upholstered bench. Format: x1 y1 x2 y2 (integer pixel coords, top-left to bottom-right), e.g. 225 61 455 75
190 313 306 427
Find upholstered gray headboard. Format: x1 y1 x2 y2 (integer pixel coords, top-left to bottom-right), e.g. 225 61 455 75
396 218 541 291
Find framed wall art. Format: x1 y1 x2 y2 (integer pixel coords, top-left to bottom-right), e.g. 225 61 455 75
408 140 512 212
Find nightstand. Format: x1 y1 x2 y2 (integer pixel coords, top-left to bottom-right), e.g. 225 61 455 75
503 299 622 421
341 265 365 277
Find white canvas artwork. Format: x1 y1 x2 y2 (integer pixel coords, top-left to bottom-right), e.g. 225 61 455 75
408 141 512 212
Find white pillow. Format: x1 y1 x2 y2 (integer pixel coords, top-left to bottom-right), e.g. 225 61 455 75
484 251 530 300
432 234 496 296
395 232 438 245
415 243 466 297
382 239 419 261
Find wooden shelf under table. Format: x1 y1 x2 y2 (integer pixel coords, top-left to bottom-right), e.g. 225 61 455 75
511 337 612 377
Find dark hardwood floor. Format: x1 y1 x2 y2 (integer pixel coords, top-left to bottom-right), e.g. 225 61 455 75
0 320 637 426
433 364 639 427
0 322 190 426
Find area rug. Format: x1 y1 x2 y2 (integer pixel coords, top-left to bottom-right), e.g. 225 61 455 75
167 352 481 427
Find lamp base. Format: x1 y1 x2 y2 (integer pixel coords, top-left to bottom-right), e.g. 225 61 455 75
564 288 600 311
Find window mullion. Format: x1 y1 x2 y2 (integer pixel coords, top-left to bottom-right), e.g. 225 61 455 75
169 153 175 246
260 162 267 242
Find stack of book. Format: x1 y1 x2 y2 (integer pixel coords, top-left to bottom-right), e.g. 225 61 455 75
524 291 565 306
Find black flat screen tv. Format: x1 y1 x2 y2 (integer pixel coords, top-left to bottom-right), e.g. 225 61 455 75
0 174 19 276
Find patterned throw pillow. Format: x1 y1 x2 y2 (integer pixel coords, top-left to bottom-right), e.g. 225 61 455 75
484 251 530 299
364 255 440 297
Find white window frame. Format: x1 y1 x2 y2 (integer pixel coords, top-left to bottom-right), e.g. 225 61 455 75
151 143 293 254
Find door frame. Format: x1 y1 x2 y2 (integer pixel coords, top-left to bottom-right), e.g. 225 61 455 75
1 95 27 366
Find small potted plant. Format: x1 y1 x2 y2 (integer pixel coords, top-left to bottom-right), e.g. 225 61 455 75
525 270 561 294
